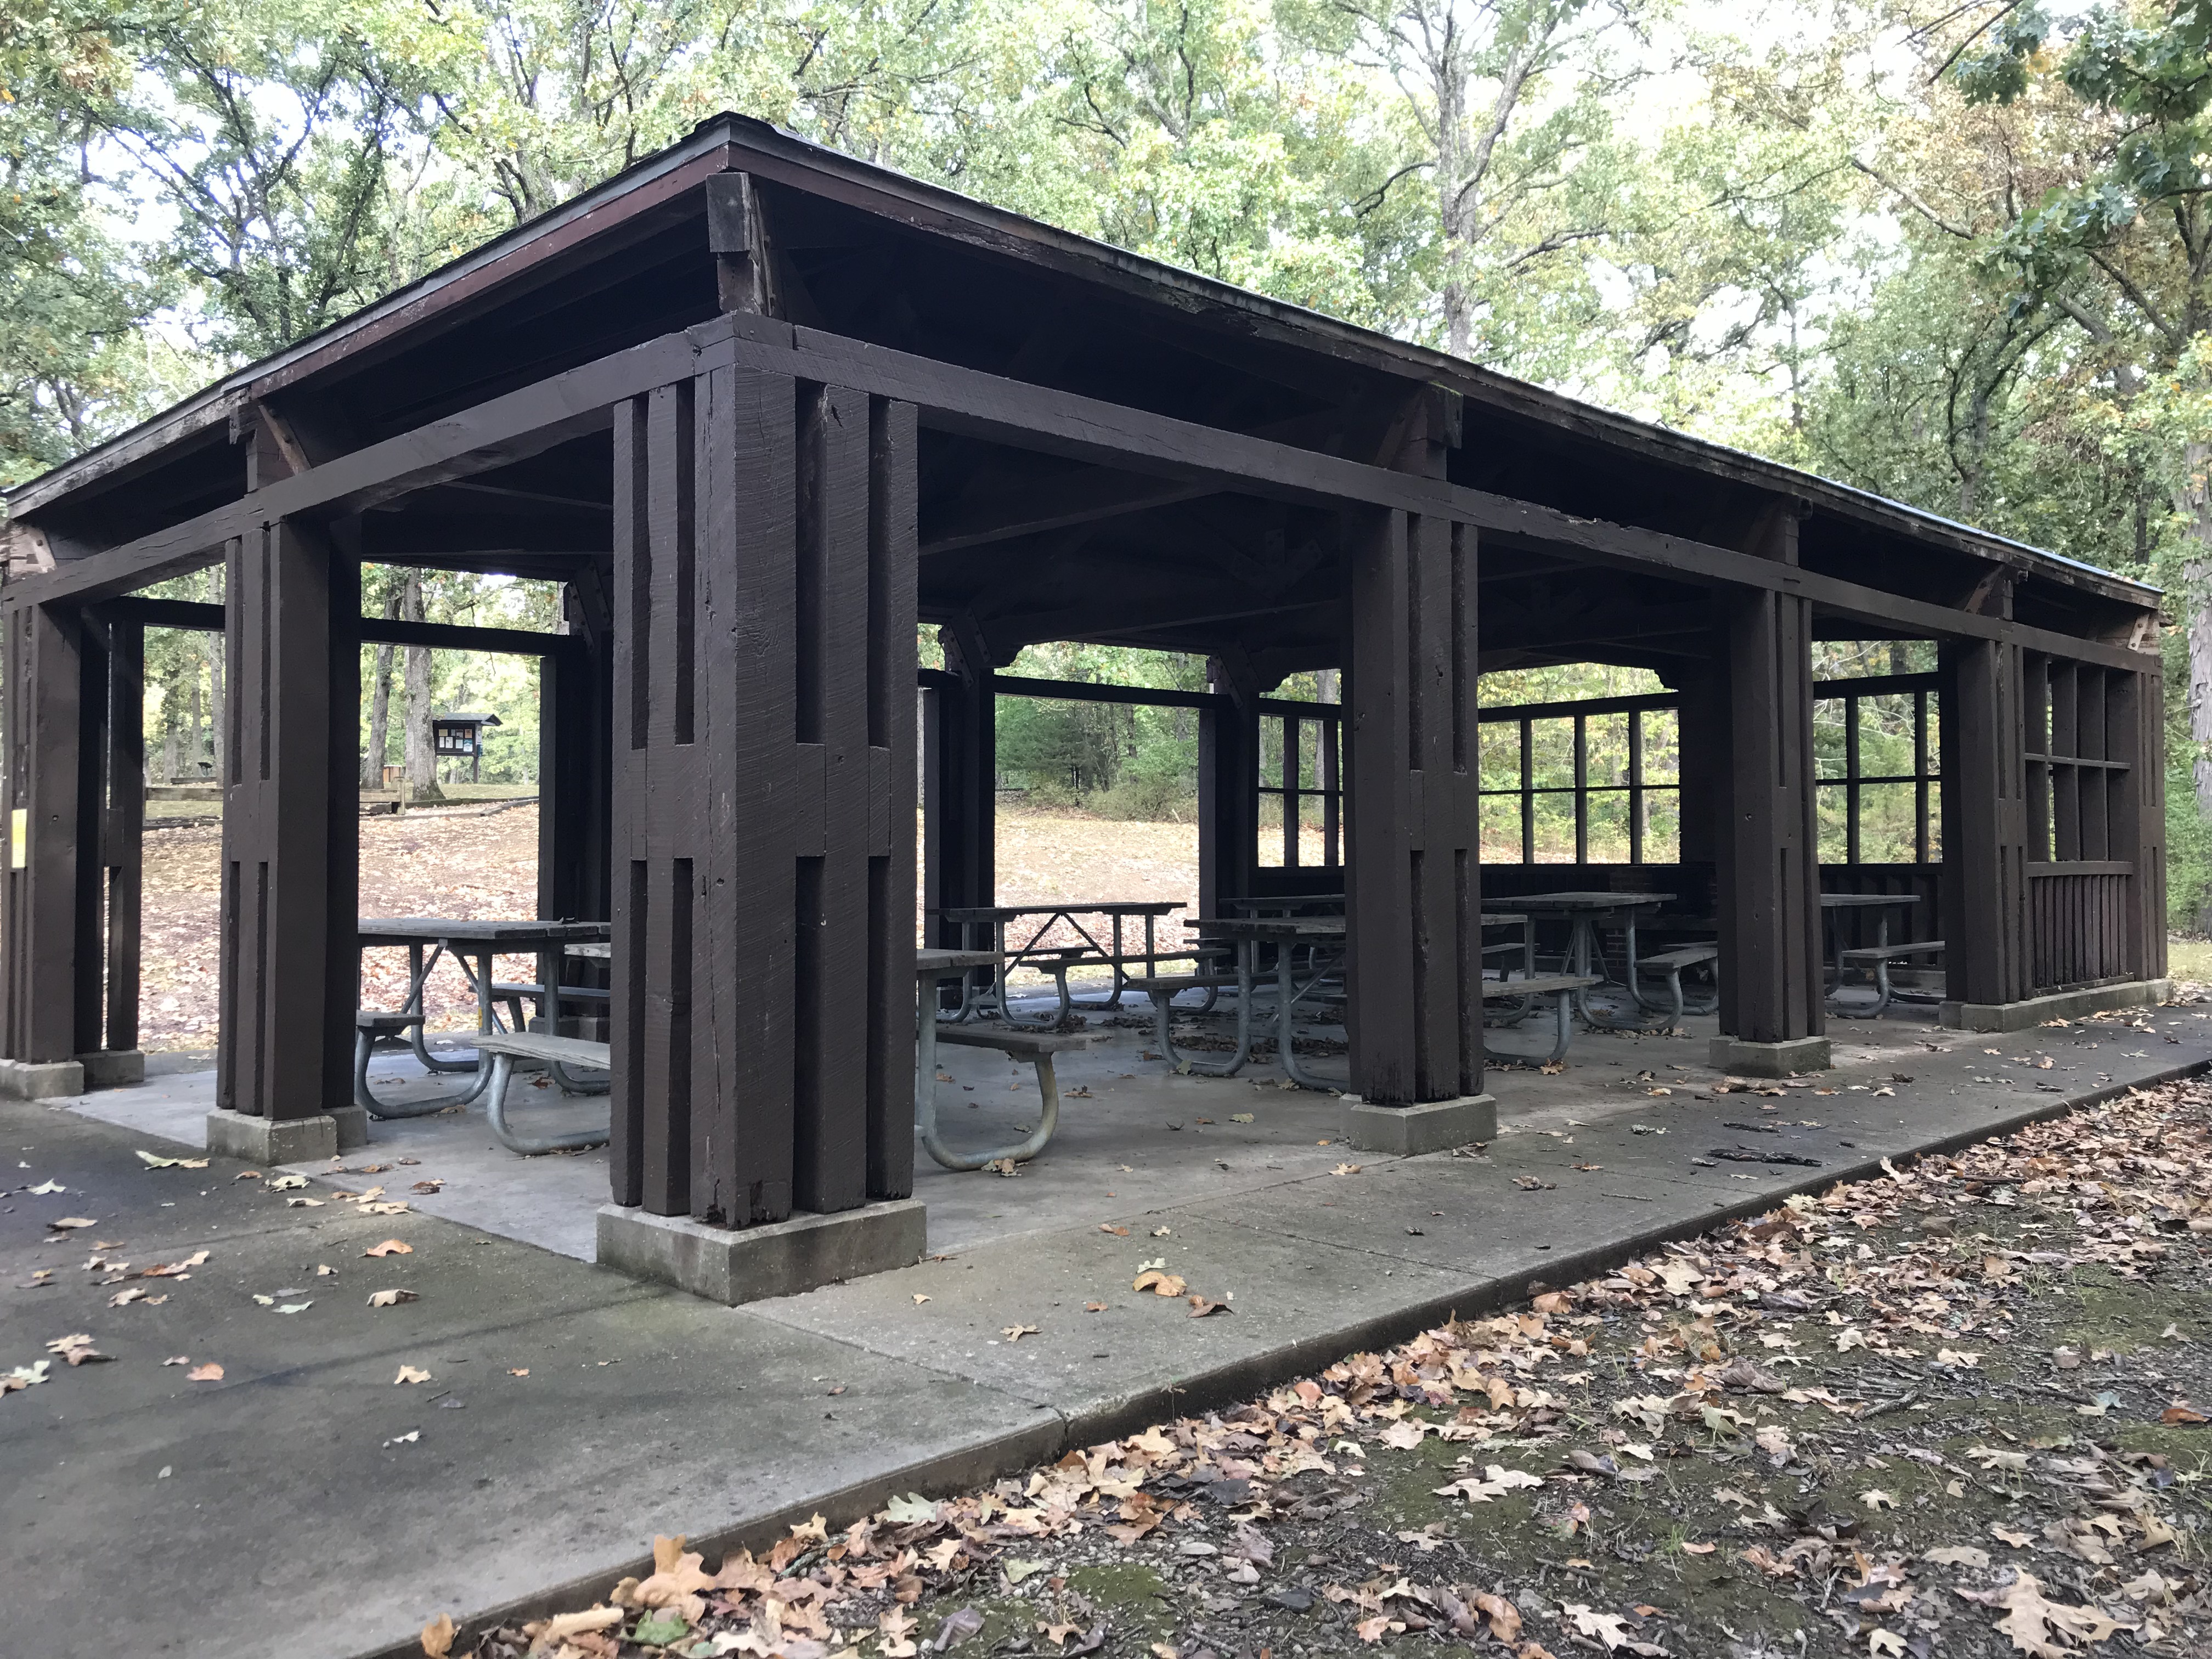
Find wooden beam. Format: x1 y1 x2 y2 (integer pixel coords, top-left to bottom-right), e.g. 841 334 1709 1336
19 313 2156 672
2 604 87 1062
93 594 575 658
921 471 1213 556
991 674 1222 711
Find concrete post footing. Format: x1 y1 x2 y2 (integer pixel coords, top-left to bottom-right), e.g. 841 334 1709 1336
205 1110 347 1164
597 1199 928 1306
1708 1035 1832 1077
0 1057 86 1100
1339 1094 1497 1155
1941 980 2168 1033
75 1050 145 1088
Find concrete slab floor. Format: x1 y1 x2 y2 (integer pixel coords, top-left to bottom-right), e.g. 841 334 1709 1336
4 992 2202 1659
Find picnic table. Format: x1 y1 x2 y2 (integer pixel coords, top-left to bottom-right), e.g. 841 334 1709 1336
933 900 1191 1026
1150 915 1348 1091
1821 893 1937 1018
354 918 611 1116
1506 892 1678 1030
913 948 1090 1170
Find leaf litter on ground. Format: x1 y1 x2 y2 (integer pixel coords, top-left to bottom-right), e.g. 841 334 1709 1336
433 1060 2212 1659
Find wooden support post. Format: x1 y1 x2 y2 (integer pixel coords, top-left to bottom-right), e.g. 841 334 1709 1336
1940 637 2031 1011
2 601 88 1065
609 366 917 1228
2111 664 2168 983
927 629 995 967
539 587 611 930
1198 656 1257 916
1343 507 1483 1111
71 617 110 1058
1711 585 1826 1063
215 521 359 1122
101 619 145 1054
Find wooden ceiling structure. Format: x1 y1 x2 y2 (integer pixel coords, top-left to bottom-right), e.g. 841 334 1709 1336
0 115 2169 1283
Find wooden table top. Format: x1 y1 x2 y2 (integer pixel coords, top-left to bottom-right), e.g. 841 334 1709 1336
1506 892 1674 912
916 948 1003 974
359 918 610 947
932 901 1186 921
1820 893 1920 908
1188 916 1347 940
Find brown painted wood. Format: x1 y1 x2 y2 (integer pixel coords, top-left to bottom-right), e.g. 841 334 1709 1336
1940 637 2031 1006
1712 586 1825 1045
867 395 919 1201
1 602 86 1062
103 618 144 1052
793 382 873 1214
20 315 2158 676
72 617 110 1057
216 520 356 1121
1199 655 1259 919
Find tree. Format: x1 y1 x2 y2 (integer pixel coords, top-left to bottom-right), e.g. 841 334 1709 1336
1928 1 2212 810
1280 0 1645 362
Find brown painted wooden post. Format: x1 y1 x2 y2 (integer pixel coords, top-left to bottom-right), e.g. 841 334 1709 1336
2 601 88 1063
1712 586 1825 1046
2112 664 2168 983
71 617 110 1058
1939 637 2031 1009
927 631 995 970
102 618 145 1053
610 361 916 1225
1344 506 1482 1104
215 521 359 1121
1198 657 1257 916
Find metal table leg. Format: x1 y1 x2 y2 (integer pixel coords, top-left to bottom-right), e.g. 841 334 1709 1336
484 1053 610 1154
1148 938 1253 1076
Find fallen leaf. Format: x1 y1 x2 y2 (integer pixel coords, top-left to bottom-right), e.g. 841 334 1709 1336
26 1178 63 1193
45 1333 111 1366
187 1362 223 1381
420 1612 456 1657
911 1293 932 1305
1331 1163 1362 1176
136 1150 209 1170
1924 1546 1991 1568
369 1289 420 1308
1000 1324 1038 1342
1960 1568 2139 1657
265 1175 306 1191
1680 1542 1717 1556
46 1216 98 1230
1186 1295 1233 1318
1132 1270 1186 1297
364 1239 412 1257
1098 1224 1130 1237
394 1364 433 1385
1473 1592 1522 1642
508 1368 529 1378
2160 1402 2208 1425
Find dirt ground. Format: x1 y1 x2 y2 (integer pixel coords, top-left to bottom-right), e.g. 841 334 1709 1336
439 1074 2212 1659
136 806 1209 1049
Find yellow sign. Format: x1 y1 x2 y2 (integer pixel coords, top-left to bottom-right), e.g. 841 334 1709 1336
9 808 23 870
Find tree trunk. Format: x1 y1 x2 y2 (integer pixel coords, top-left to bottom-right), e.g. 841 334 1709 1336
206 636 224 779
401 569 438 799
183 658 204 778
362 582 399 787
2178 444 2212 814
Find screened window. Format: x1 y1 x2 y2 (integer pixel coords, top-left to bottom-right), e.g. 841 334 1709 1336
1256 701 1340 868
1813 674 1939 865
1476 694 1679 864
2025 655 2134 863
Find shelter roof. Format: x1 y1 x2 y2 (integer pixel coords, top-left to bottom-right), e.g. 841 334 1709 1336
3 111 2159 634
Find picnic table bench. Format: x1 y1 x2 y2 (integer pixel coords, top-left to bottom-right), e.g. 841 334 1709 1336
933 901 1200 1026
472 1030 612 1155
1480 970 1602 1065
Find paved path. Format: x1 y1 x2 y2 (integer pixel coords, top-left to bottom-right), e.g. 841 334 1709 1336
5 1004 2207 1659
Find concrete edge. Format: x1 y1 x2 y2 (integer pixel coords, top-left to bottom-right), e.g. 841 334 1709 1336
345 1054 2212 1659
1941 978 2168 1032
355 1411 1068 1659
